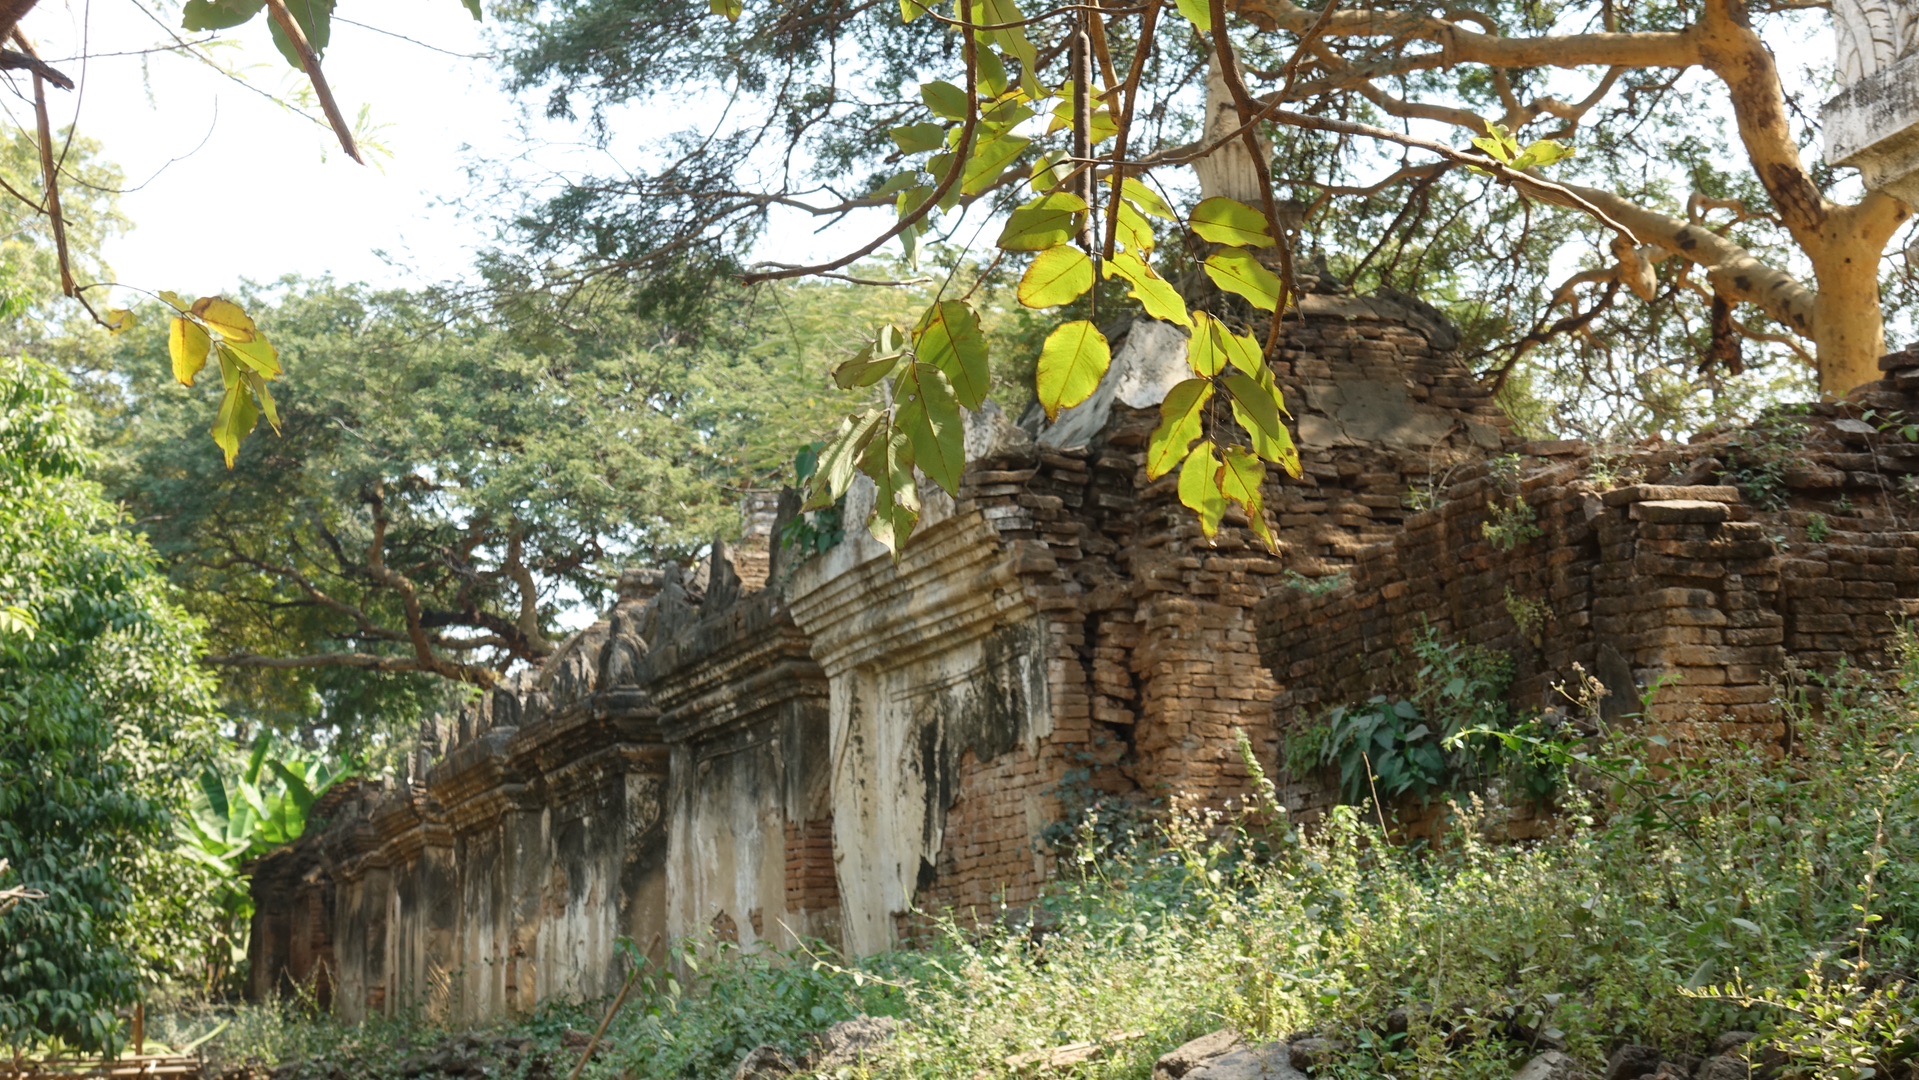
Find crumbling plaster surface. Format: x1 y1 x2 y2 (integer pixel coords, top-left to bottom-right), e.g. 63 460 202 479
788 511 1051 956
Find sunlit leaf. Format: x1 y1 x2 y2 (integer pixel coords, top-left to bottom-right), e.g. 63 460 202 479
896 362 965 496
977 49 1009 99
963 133 1031 196
710 0 743 20
1017 246 1094 309
834 325 908 389
213 382 261 468
1120 177 1176 221
997 191 1087 252
1204 249 1284 311
181 0 264 31
241 371 282 435
103 308 135 336
891 123 946 154
901 0 934 21
1190 196 1275 248
190 296 258 342
1178 440 1224 535
915 300 990 409
1114 200 1155 255
922 81 970 122
1035 319 1110 421
1174 0 1211 30
169 317 211 387
860 425 920 554
806 409 886 510
1104 251 1189 327
219 334 282 379
1147 378 1212 480
1222 448 1279 550
266 0 335 67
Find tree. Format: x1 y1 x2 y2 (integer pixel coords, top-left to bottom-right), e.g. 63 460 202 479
491 0 1915 547
102 272 1034 703
0 354 223 1056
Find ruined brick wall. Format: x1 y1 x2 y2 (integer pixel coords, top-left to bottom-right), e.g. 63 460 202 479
1255 347 1919 820
246 292 1561 1017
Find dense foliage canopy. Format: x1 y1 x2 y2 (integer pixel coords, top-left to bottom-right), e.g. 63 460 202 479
0 355 222 1055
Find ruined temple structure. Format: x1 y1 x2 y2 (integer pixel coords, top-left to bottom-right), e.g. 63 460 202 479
249 293 1919 1025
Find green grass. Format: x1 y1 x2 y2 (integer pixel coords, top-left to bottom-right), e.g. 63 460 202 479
181 657 1919 1079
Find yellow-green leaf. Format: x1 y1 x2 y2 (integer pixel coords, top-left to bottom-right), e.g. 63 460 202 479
709 0 742 20
996 191 1087 252
1234 371 1301 476
169 317 211 387
1178 440 1224 536
1204 249 1284 312
1104 251 1189 327
1224 369 1283 445
915 300 991 409
963 133 1031 196
104 308 135 335
212 381 260 469
921 81 969 122
1030 151 1068 193
977 48 1009 99
158 290 188 312
242 370 282 434
1035 320 1111 421
1219 322 1262 375
896 362 966 496
220 334 282 379
191 296 257 342
1147 378 1212 480
1221 447 1279 550
891 123 947 154
833 325 908 389
1120 177 1176 221
1187 312 1227 377
1174 0 1211 31
860 426 921 555
1114 199 1155 255
900 0 933 22
807 409 887 510
1018 246 1095 309
1190 196 1275 248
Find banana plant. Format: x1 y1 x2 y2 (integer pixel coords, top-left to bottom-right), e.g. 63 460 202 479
177 734 353 870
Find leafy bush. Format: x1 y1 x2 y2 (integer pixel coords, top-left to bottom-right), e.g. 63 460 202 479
0 356 223 1055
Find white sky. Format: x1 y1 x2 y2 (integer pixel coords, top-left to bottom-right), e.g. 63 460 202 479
11 0 862 302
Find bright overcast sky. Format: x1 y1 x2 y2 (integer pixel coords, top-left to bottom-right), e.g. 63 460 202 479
12 1 856 304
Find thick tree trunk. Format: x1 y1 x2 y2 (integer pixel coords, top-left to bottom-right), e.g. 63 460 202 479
1809 195 1911 395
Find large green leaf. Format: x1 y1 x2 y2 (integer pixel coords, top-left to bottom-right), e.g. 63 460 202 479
891 123 948 154
1104 252 1189 327
182 0 264 30
1017 246 1094 309
1120 177 1176 221
963 133 1031 197
896 363 966 496
1224 369 1284 448
1147 379 1212 480
269 761 317 816
1035 320 1111 421
1204 250 1284 312
915 300 990 409
834 325 908 389
1178 440 1224 536
1191 196 1275 248
860 425 920 554
921 81 969 121
807 410 886 510
996 192 1087 252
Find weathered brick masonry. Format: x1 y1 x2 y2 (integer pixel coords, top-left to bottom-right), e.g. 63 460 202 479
248 303 1919 1022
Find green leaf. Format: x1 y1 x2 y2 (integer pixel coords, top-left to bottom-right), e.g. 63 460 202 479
1513 139 1576 170
834 325 908 389
1147 378 1212 480
977 49 1009 99
219 334 282 379
213 383 260 468
1047 85 1119 144
241 370 282 435
1029 151 1067 193
169 318 211 387
1035 320 1110 421
963 133 1031 196
891 122 947 155
996 192 1087 252
1190 196 1275 248
901 0 934 21
807 410 886 510
1218 445 1265 507
1186 312 1227 377
915 300 990 409
1174 0 1211 31
269 761 317 816
710 0 743 20
1114 200 1155 255
1120 177 1176 221
860 426 920 554
895 363 965 496
1178 440 1224 535
181 0 264 31
1225 369 1299 476
1204 249 1284 312
921 81 970 122
103 308 135 335
266 0 336 67
1017 246 1094 309
459 0 482 19
870 173 919 198
1104 251 1189 327
191 296 259 342
978 0 1037 69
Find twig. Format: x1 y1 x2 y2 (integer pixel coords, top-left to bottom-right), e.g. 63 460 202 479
16 34 73 298
1101 0 1160 262
566 935 658 1080
1206 0 1296 354
262 0 362 164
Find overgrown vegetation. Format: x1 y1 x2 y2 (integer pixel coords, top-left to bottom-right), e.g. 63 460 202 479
184 642 1919 1078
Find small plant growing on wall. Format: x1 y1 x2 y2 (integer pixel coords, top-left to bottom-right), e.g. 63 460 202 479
1481 455 1543 551
1807 512 1832 544
1721 408 1809 510
1505 588 1553 646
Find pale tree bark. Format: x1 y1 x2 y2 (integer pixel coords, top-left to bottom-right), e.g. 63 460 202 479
1222 0 1916 393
